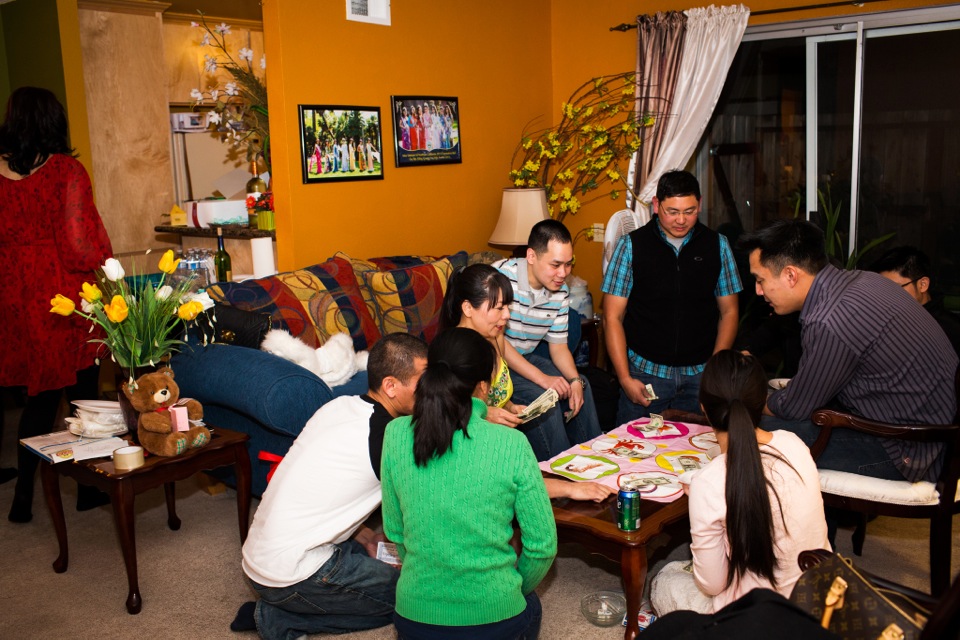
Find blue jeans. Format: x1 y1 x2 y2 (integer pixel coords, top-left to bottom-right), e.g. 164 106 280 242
617 369 702 426
759 415 903 480
251 539 399 640
394 592 542 640
510 354 602 461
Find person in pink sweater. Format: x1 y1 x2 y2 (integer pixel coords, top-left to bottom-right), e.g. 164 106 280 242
651 350 830 614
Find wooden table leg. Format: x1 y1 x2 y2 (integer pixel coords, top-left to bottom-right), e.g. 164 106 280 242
620 545 647 640
111 480 142 614
234 444 252 543
40 463 69 574
163 482 181 531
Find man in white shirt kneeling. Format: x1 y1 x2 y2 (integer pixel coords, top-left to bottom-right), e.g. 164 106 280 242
233 333 428 640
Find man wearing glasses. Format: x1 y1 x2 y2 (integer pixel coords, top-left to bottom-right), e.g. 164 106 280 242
602 170 742 424
871 245 960 357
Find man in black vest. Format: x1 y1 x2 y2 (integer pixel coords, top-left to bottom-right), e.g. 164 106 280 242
601 171 741 424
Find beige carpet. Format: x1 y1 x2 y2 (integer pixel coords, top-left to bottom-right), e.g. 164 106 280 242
1 402 957 639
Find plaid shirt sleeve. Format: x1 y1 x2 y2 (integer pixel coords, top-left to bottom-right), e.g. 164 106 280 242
715 235 742 297
601 235 633 298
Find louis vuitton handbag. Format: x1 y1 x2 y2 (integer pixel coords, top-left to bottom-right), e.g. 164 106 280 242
789 551 931 640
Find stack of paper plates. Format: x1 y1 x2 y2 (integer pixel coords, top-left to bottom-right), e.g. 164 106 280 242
67 400 128 437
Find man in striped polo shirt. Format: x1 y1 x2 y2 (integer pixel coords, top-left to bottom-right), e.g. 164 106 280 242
494 220 602 460
741 220 957 482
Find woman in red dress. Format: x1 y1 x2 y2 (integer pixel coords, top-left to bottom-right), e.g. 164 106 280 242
415 105 427 152
409 106 421 151
0 87 113 522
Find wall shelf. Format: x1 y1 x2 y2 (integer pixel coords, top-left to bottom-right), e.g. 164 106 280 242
154 225 275 239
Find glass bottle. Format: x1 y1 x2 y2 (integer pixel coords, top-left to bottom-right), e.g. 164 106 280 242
246 160 266 228
214 227 232 283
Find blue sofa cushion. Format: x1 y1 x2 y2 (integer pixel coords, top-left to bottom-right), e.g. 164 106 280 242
172 344 334 437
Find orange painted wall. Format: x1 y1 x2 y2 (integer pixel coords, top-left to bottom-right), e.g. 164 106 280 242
262 0 553 271
262 0 949 285
549 0 955 301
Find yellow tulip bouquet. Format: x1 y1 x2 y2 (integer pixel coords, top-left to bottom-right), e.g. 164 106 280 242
50 250 207 378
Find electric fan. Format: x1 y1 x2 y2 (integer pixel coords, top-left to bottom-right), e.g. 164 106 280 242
602 208 644 273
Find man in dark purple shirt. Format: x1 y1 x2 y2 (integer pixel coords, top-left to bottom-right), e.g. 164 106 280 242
739 220 957 483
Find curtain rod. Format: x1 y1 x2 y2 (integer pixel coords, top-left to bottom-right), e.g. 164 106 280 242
610 0 889 31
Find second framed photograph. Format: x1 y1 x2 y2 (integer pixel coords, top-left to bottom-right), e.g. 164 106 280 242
391 95 462 167
299 105 383 183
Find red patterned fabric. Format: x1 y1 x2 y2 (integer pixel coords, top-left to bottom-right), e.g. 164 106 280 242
362 257 456 342
207 255 381 351
0 154 113 394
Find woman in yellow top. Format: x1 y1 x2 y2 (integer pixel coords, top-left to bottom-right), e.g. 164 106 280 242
441 264 614 502
441 264 525 427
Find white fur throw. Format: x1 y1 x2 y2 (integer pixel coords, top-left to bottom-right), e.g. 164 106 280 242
260 331 368 387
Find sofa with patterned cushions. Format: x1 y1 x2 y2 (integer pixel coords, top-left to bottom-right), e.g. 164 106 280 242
170 251 469 496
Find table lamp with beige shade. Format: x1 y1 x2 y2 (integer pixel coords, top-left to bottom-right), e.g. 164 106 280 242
489 188 550 255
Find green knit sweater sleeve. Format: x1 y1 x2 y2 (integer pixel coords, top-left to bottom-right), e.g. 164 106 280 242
513 438 558 595
380 419 405 560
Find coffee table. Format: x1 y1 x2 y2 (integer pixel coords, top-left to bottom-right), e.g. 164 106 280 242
552 491 689 640
38 426 252 614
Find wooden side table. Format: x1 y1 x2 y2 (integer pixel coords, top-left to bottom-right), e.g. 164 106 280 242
552 493 689 640
39 426 252 614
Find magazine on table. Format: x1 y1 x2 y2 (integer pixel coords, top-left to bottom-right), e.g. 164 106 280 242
20 430 127 464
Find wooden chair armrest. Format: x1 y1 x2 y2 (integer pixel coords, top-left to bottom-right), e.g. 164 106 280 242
811 409 959 442
797 548 833 571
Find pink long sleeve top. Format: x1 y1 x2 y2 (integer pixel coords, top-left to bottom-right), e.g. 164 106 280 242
687 430 831 611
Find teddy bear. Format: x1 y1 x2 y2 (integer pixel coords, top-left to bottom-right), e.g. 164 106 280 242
122 367 210 457
260 330 368 387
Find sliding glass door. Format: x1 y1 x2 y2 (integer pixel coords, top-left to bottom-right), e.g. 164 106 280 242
857 26 960 280
697 8 960 303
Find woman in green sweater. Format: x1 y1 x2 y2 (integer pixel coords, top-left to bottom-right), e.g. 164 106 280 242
381 327 558 639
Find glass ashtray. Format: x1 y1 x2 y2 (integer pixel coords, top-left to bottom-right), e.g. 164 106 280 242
580 591 627 627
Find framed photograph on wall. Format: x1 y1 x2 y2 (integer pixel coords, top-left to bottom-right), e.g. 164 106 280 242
299 105 384 183
390 95 462 167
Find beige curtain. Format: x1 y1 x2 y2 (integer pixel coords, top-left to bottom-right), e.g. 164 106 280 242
633 11 687 209
633 4 751 224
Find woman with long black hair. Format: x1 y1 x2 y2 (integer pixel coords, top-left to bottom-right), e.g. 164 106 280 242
381 328 556 639
441 264 614 502
650 350 829 613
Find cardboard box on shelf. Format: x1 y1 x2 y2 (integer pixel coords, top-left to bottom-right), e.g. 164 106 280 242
186 199 247 228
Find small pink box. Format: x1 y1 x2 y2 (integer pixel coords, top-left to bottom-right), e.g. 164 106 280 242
170 406 190 432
